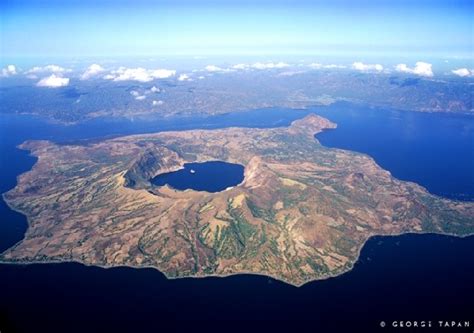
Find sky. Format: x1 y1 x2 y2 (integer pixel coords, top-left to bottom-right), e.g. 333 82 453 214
1 0 473 60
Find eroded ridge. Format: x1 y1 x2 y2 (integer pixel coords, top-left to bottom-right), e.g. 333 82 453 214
2 114 473 286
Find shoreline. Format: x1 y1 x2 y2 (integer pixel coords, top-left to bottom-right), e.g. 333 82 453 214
1 231 473 288
2 100 474 127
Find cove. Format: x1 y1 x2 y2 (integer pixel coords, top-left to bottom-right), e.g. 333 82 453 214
150 161 244 192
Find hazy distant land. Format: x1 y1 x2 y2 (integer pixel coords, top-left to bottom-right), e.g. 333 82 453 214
1 69 472 124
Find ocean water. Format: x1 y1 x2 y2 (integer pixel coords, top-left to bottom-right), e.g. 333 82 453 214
0 103 473 332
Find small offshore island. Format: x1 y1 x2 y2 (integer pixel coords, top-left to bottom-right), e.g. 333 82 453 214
1 114 473 286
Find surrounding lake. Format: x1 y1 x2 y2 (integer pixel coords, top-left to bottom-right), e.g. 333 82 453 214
1 103 473 332
313 103 474 201
1 234 473 332
151 161 244 192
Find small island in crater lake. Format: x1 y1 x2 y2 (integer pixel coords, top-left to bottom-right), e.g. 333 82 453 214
1 114 473 286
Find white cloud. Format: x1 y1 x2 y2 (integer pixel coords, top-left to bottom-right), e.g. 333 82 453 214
309 63 346 69
395 62 433 77
152 100 164 106
324 64 346 69
80 64 104 80
232 63 249 70
150 69 176 79
205 65 224 72
451 68 473 77
308 63 323 69
178 74 190 81
111 67 150 82
205 63 292 72
251 62 289 70
36 74 70 88
1 64 17 77
130 90 146 100
150 86 160 93
352 62 383 72
105 67 176 82
27 65 70 74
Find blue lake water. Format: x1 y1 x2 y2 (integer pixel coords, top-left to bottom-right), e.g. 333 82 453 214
313 103 474 201
0 103 473 332
151 161 244 192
